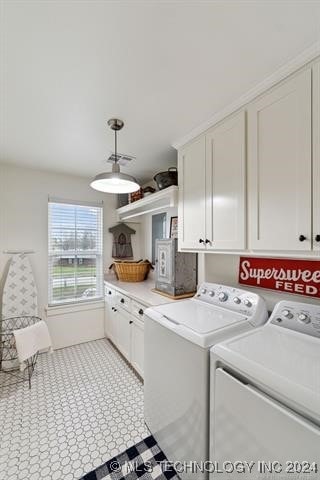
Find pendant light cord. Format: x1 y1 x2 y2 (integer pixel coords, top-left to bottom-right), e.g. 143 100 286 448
114 129 118 164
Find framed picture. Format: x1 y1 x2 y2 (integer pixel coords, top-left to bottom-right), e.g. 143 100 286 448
170 216 178 239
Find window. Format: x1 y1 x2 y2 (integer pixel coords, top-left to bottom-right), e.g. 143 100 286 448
48 200 103 305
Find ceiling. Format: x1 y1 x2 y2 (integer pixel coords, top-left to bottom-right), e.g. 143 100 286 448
1 1 320 184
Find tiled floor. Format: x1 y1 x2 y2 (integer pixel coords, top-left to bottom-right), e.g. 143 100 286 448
0 338 149 480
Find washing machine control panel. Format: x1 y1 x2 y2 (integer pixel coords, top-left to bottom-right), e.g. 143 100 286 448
195 283 267 326
270 300 320 338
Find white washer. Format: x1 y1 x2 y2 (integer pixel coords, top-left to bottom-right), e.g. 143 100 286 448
210 300 320 479
144 282 267 479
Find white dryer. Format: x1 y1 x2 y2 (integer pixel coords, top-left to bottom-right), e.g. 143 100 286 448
144 282 267 479
210 300 320 479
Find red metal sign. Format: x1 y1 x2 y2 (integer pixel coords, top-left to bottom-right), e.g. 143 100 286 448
239 256 320 298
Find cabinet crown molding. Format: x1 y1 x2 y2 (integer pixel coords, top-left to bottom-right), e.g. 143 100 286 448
172 40 320 150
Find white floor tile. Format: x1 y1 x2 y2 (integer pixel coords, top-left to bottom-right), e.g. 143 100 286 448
0 338 149 480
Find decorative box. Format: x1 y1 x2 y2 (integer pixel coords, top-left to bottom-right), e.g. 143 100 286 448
155 238 197 297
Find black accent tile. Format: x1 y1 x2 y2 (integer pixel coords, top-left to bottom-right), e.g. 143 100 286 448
144 435 157 448
126 446 140 460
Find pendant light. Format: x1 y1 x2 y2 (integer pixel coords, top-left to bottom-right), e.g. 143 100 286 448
90 119 140 194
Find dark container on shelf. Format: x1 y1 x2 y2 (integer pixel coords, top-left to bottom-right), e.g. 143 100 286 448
153 167 178 190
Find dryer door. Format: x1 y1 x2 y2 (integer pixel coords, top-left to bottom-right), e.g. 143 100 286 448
211 368 320 479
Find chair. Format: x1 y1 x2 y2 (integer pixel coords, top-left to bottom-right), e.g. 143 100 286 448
0 315 41 388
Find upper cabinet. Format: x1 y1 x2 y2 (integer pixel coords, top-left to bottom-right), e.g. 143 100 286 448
247 69 312 251
177 56 320 256
205 111 246 250
313 60 320 252
178 111 246 251
178 136 207 250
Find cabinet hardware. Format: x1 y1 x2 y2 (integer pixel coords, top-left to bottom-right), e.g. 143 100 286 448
199 238 204 244
108 291 112 295
138 309 144 315
299 235 307 242
113 308 117 312
205 239 211 244
315 235 320 242
120 298 125 303
129 320 133 324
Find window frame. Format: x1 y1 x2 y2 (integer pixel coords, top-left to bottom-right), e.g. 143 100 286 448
48 199 103 306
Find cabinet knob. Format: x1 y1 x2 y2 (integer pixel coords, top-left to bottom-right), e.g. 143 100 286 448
129 320 133 324
299 235 307 242
315 235 320 242
205 239 211 244
199 238 204 244
120 298 125 303
138 309 144 315
108 291 112 295
113 308 117 312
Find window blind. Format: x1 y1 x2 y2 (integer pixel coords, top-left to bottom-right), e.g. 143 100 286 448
48 201 103 305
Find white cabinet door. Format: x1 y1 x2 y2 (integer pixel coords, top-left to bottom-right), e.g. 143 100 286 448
248 69 312 251
116 308 131 361
131 318 144 378
178 136 207 250
206 111 246 250
104 302 110 337
108 305 118 344
104 286 116 339
313 60 320 251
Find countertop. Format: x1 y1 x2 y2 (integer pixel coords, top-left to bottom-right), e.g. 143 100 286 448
104 274 176 307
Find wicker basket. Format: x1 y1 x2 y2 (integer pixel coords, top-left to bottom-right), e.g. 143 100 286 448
113 261 151 282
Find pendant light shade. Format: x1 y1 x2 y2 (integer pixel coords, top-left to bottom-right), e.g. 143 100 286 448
90 166 140 193
90 119 140 194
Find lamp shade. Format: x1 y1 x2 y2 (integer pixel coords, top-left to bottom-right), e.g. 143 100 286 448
90 171 140 194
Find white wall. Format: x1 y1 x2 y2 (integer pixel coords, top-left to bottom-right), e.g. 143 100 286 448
138 177 178 261
0 163 120 348
204 254 320 311
140 206 178 261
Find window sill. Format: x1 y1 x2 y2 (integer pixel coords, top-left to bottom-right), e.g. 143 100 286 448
45 299 104 317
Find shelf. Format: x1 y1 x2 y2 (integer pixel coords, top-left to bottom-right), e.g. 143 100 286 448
116 185 178 221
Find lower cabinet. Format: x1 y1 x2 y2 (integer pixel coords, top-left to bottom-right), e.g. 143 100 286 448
104 287 145 378
116 308 131 361
131 318 144 378
108 306 117 344
104 286 116 342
